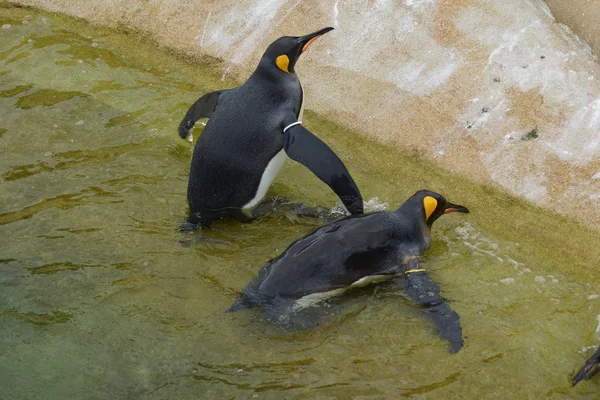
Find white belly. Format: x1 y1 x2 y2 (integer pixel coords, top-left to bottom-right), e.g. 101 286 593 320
292 274 394 311
242 149 287 210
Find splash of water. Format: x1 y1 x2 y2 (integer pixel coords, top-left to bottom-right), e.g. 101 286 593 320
329 196 389 216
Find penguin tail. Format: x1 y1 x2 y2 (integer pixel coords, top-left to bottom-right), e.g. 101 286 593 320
178 114 195 139
226 294 257 313
178 90 226 139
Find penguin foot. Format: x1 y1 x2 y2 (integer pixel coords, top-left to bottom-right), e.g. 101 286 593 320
252 196 286 218
285 203 338 222
252 197 336 222
180 221 202 231
264 198 341 222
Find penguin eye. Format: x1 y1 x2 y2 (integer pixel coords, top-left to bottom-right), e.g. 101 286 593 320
423 196 438 221
275 55 290 73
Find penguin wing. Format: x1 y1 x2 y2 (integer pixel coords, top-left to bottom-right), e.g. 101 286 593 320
403 267 464 353
178 90 229 138
283 117 364 215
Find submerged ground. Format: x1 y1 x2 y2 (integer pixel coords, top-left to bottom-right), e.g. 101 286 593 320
1 7 600 399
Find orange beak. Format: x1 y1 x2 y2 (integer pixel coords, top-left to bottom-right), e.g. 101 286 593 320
298 27 334 53
443 203 469 214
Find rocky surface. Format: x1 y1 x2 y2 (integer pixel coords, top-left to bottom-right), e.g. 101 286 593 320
545 0 600 57
6 0 600 231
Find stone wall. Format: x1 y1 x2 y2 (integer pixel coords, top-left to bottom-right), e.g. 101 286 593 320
6 0 600 231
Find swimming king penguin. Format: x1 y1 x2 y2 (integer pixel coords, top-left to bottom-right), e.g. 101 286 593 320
228 190 469 353
573 345 600 386
178 27 363 228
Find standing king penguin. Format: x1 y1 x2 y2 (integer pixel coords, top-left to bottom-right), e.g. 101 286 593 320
178 27 363 228
228 190 469 353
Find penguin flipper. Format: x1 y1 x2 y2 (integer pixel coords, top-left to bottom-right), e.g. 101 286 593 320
573 346 600 386
403 271 464 353
283 118 364 215
178 90 228 138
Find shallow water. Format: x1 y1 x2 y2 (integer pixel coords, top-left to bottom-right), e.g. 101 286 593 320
1 7 600 399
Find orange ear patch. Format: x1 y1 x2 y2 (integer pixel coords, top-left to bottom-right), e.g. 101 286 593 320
276 55 290 72
423 196 438 220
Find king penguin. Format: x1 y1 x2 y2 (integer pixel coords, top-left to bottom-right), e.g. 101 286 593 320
178 27 363 228
228 190 469 353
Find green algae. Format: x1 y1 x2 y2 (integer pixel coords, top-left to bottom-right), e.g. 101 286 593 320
0 83 33 97
29 34 77 49
14 88 89 109
0 309 73 325
104 109 148 128
4 50 29 64
3 161 54 181
28 261 126 275
54 59 77 66
57 44 129 68
89 79 125 93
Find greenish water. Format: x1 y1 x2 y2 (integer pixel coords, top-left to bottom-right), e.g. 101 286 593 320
1 7 600 399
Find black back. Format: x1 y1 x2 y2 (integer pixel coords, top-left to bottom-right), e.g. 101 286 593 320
187 70 302 212
242 210 428 300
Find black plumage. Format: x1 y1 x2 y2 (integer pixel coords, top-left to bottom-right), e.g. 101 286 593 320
229 190 469 353
179 28 363 227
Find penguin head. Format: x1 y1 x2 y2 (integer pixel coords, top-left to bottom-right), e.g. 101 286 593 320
406 190 469 227
261 27 334 74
